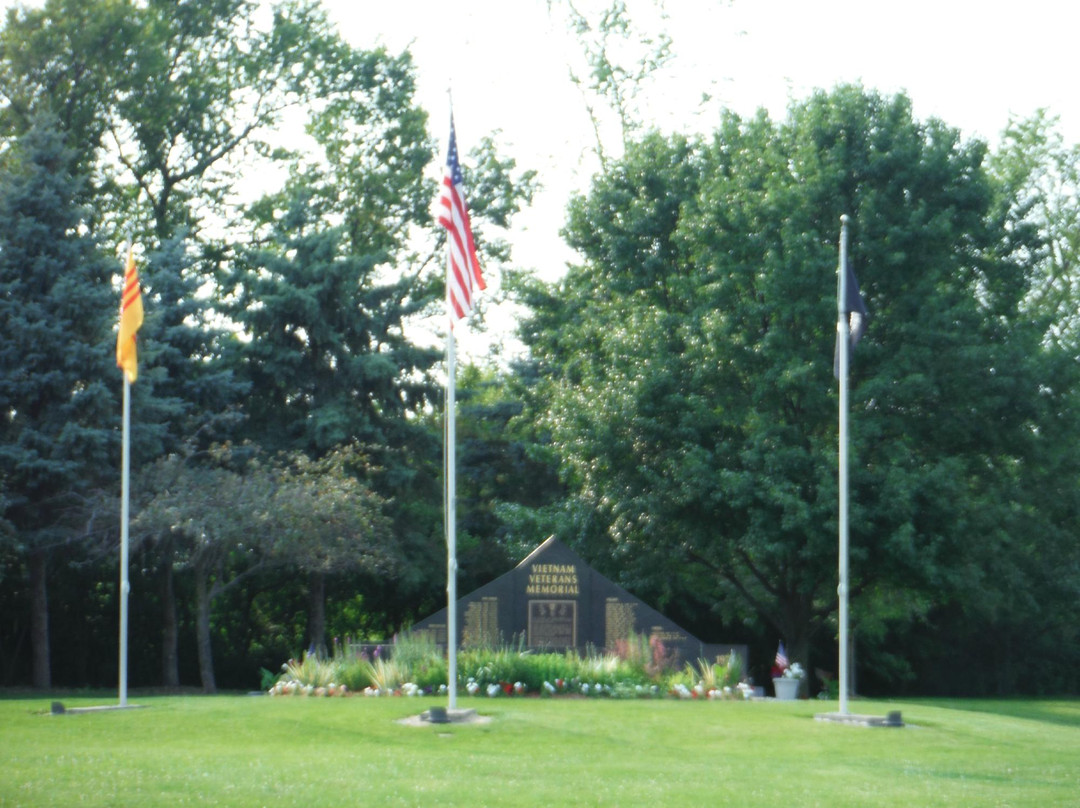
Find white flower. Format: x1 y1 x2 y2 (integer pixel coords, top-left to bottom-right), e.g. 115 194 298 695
784 662 806 679
486 683 501 697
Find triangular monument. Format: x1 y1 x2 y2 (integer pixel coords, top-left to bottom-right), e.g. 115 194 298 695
411 537 743 666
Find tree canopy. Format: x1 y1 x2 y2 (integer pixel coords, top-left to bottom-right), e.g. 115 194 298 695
2 0 1078 697
0 0 539 691
517 85 1078 690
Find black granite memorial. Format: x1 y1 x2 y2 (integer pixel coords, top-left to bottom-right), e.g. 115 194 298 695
410 536 744 667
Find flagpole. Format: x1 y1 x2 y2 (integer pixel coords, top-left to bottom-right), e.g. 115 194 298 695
119 374 131 707
837 214 851 716
446 319 459 711
116 239 143 709
438 104 481 714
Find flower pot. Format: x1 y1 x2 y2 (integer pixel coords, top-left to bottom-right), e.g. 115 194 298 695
773 677 800 700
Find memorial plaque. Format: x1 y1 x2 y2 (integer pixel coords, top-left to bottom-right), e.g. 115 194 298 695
409 536 744 667
462 597 500 647
604 598 637 650
527 600 577 648
649 627 690 645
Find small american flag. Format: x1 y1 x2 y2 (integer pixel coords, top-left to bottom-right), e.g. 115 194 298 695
775 642 788 670
438 115 484 322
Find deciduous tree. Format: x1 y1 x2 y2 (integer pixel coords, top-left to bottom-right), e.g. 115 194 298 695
520 86 1059 685
135 446 395 691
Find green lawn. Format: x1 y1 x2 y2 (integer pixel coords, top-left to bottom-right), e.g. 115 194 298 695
1 694 1077 807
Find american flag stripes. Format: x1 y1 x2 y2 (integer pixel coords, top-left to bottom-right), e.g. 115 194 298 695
438 116 484 322
775 642 788 671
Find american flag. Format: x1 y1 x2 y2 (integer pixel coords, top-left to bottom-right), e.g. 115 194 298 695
438 116 484 322
775 642 788 670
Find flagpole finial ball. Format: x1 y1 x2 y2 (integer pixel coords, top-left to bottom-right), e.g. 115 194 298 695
840 213 850 225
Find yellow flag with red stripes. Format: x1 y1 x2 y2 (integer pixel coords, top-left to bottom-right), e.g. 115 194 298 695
116 246 143 383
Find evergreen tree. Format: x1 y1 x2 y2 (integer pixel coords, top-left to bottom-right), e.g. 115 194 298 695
0 118 118 687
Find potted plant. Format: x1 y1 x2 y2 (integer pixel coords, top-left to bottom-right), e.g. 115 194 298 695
771 643 804 700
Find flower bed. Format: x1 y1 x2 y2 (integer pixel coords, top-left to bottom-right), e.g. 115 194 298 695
268 635 753 701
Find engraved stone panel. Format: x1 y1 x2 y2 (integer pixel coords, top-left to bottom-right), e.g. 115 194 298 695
604 598 638 650
527 600 577 648
462 597 500 647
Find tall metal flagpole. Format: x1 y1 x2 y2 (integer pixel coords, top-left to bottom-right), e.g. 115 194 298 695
116 239 143 709
442 86 459 714
439 101 483 715
119 374 132 707
837 214 852 716
446 318 459 711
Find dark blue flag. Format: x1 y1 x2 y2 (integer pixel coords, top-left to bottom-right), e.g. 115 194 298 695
834 259 868 379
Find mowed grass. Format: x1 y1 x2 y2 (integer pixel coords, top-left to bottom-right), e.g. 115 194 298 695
1 694 1077 807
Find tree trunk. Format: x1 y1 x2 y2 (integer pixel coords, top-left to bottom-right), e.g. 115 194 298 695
161 558 180 688
193 561 216 693
307 571 327 657
790 633 812 697
773 598 820 698
28 547 51 689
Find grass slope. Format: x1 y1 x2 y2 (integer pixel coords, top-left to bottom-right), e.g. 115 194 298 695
0 695 1077 807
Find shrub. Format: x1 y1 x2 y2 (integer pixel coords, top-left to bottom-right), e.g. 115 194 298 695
613 632 679 677
391 633 441 672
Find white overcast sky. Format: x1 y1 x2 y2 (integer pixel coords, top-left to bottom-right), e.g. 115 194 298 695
323 0 1080 254
318 0 1079 354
